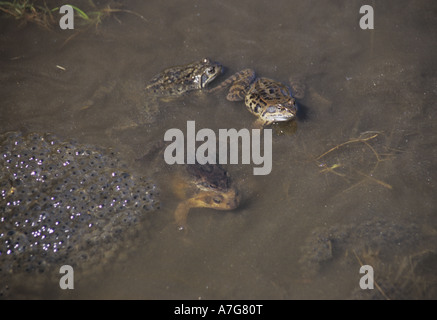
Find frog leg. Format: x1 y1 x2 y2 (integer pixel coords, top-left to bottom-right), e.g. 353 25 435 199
289 76 306 99
171 173 190 200
253 118 270 129
226 80 250 101
174 199 195 231
174 192 227 230
174 194 214 230
209 69 256 101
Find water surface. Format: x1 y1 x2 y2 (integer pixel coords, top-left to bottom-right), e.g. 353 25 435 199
0 0 436 299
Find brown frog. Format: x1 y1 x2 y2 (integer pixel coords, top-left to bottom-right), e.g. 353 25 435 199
210 68 303 127
139 142 240 231
171 162 240 230
145 58 223 96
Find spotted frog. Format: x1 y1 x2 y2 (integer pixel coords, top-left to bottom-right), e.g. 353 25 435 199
211 69 302 127
145 58 223 96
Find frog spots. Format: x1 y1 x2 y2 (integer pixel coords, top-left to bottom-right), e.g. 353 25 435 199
145 58 222 96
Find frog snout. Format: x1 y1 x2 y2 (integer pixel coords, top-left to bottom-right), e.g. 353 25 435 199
227 189 241 209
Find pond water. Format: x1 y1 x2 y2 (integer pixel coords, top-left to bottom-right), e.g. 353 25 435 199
0 0 436 299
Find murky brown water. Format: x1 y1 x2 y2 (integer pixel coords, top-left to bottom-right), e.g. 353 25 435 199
1 0 436 299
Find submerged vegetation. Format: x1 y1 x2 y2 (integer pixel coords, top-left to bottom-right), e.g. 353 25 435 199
315 131 395 191
0 0 56 29
0 0 146 30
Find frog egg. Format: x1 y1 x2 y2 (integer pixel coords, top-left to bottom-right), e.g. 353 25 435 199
0 131 160 292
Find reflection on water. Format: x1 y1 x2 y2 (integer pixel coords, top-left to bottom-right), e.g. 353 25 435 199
0 0 436 299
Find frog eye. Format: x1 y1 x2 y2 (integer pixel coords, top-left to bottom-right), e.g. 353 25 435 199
267 106 277 113
213 197 222 204
206 67 216 75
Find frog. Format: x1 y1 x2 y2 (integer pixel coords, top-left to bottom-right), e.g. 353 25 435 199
95 58 222 146
145 58 223 97
210 68 303 127
171 162 240 230
138 140 240 231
